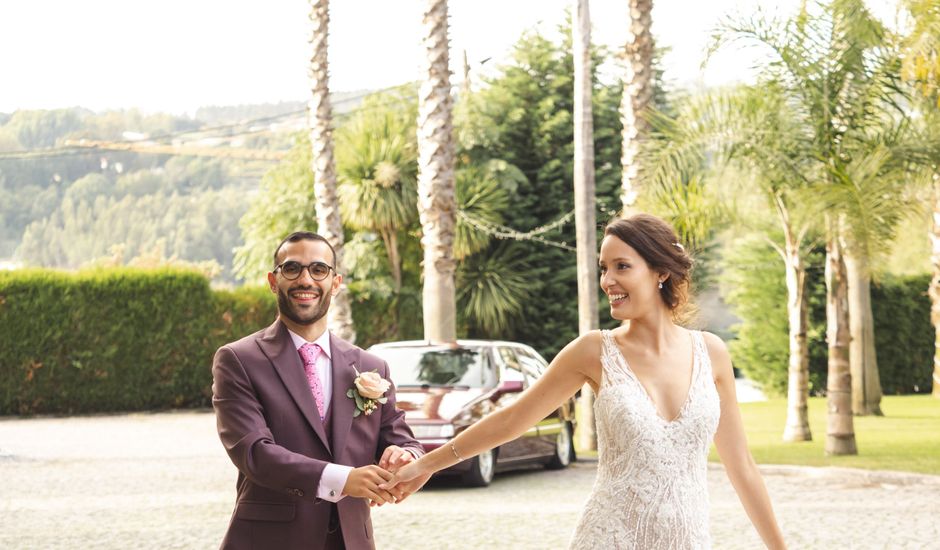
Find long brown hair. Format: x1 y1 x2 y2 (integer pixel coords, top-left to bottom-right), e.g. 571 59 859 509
604 214 693 319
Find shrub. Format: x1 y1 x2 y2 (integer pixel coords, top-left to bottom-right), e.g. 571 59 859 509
0 268 275 415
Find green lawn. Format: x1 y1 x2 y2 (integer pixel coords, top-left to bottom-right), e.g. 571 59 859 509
708 395 940 475
576 395 940 475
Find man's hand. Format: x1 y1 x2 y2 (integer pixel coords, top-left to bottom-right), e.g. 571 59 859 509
342 465 397 505
378 445 416 473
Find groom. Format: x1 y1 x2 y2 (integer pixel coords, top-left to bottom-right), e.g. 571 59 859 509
212 231 423 550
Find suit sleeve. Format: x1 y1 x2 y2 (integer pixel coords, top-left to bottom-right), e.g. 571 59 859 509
375 360 425 461
212 345 327 501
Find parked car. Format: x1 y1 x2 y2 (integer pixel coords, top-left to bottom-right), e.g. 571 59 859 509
367 339 577 487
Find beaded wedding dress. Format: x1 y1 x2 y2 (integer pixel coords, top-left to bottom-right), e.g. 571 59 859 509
569 330 721 549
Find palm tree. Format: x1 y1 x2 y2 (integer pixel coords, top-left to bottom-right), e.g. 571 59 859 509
336 89 418 294
620 0 654 214
709 0 916 425
646 84 818 443
417 0 458 344
900 0 940 397
307 0 354 342
573 0 600 452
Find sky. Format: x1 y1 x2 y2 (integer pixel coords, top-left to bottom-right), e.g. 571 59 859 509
0 0 903 116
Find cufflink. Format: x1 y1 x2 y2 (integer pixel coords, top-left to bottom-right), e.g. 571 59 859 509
329 489 336 497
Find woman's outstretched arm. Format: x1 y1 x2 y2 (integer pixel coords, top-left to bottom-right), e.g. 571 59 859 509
706 332 787 549
383 331 601 493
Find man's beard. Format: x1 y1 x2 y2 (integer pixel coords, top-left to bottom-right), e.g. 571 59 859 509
277 285 332 326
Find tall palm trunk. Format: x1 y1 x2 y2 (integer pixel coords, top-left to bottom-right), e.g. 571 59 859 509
930 174 940 398
781 227 812 442
619 0 654 214
844 248 883 415
308 0 354 342
574 0 599 452
826 220 857 454
417 0 457 344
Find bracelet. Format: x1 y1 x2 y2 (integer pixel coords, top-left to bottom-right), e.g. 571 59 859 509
449 440 463 461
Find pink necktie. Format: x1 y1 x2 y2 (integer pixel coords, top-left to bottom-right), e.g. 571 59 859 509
298 343 326 420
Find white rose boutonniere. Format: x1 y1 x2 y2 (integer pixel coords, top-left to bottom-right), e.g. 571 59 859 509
347 368 391 417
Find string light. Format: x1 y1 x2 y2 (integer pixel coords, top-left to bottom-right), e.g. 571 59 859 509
457 209 576 251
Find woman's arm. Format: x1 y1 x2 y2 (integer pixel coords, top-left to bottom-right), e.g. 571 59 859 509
705 332 786 549
384 331 601 490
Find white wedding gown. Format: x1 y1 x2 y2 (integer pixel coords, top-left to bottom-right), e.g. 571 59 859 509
569 330 721 549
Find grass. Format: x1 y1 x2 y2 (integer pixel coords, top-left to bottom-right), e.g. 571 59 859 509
576 395 940 475
710 395 940 475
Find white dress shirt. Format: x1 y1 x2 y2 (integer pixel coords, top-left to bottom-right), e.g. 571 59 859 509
288 329 351 502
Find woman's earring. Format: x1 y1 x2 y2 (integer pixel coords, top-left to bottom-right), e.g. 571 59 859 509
658 281 664 290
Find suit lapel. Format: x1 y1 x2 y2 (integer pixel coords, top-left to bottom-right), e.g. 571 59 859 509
329 333 358 461
256 320 331 455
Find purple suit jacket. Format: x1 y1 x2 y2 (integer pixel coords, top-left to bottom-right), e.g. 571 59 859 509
212 319 422 550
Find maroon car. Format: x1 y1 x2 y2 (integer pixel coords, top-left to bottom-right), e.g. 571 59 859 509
368 340 577 487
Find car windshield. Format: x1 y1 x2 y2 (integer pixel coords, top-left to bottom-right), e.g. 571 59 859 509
372 346 495 388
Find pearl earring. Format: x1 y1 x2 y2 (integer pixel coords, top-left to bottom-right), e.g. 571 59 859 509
658 281 664 289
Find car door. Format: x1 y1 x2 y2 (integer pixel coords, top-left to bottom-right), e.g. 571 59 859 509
514 346 566 456
493 345 545 461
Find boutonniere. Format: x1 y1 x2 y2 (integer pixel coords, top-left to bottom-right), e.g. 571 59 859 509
347 368 391 417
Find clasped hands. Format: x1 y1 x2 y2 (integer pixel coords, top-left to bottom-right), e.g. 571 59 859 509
342 445 427 506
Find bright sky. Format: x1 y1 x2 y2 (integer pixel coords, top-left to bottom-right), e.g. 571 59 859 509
0 0 902 115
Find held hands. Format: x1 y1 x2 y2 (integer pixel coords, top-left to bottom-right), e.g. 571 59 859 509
343 465 398 506
346 446 425 506
378 460 432 503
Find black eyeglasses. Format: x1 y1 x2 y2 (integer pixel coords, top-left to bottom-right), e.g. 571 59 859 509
274 260 335 281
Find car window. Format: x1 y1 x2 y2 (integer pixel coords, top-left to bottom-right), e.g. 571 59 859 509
514 347 548 378
370 346 497 388
496 346 527 384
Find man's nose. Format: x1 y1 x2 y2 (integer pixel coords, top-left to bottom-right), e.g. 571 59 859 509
296 266 317 284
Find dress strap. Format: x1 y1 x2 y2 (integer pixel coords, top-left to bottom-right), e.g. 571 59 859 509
690 330 713 380
599 330 633 389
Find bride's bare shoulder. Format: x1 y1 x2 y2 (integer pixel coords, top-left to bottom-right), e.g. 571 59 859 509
554 330 604 371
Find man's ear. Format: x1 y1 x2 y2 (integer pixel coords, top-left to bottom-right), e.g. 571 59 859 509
266 272 278 294
331 273 343 295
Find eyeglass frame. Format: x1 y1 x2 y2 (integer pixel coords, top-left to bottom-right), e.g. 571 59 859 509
273 260 337 281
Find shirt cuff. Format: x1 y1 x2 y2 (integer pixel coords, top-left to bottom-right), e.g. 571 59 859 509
318 463 352 502
405 447 422 460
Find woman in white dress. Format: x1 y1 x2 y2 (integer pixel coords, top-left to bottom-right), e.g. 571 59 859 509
384 214 786 549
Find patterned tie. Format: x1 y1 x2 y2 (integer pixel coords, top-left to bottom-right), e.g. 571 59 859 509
298 343 326 420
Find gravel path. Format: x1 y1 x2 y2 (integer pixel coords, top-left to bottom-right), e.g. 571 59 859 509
1 411 937 549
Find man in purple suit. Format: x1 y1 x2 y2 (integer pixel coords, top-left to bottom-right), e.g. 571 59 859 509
212 231 423 549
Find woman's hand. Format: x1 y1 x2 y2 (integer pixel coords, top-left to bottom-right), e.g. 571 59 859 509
373 460 431 505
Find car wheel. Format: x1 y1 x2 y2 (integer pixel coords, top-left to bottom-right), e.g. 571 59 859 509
461 447 496 487
546 422 575 470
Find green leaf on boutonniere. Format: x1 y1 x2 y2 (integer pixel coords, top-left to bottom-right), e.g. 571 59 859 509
353 392 365 410
352 408 361 417
346 389 355 398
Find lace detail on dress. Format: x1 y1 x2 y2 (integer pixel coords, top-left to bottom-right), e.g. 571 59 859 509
569 330 721 549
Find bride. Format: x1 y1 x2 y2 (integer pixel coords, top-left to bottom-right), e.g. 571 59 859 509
383 213 786 549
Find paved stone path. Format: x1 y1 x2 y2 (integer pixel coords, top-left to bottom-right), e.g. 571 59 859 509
1 411 938 549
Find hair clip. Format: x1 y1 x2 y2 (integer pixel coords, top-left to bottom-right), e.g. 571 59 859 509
673 242 684 251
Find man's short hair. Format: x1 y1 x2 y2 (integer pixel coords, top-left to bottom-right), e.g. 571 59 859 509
273 231 337 268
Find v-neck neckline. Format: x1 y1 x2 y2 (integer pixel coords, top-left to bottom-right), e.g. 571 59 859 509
609 329 698 424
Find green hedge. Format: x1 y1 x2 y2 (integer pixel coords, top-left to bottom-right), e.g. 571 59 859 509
0 268 276 415
721 236 933 396
872 274 933 394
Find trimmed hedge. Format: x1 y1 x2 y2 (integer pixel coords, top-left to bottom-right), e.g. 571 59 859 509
872 274 933 394
0 268 276 415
